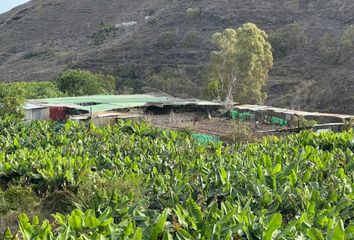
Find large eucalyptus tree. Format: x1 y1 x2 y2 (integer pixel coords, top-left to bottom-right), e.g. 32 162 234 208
208 23 273 105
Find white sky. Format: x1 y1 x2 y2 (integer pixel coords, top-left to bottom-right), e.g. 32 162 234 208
0 0 30 14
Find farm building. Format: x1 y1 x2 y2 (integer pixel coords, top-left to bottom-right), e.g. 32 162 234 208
26 94 222 125
25 95 353 137
25 103 50 120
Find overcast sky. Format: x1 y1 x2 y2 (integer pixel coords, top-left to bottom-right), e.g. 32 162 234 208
0 0 30 14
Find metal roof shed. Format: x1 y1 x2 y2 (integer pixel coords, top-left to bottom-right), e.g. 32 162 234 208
29 94 222 114
25 103 49 120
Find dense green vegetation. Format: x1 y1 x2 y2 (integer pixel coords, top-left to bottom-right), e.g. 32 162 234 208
1 0 354 114
0 69 116 100
0 82 62 100
0 81 62 119
269 22 354 65
55 69 116 96
0 84 26 119
0 119 353 239
0 70 118 118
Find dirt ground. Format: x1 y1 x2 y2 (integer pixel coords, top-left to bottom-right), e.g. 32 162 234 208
143 112 285 137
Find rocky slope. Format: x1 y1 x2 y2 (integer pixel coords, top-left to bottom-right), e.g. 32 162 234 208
0 0 353 113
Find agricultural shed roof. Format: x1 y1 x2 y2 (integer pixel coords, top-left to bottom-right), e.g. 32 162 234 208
25 103 48 110
29 94 221 113
234 104 354 120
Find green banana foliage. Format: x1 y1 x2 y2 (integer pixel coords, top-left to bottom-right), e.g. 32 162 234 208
0 119 353 239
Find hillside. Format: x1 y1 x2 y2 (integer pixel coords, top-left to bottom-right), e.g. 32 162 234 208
0 0 353 113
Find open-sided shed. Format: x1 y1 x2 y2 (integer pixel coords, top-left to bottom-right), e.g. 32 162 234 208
233 104 354 124
27 94 222 122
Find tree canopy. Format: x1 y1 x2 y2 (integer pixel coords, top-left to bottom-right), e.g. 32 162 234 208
0 84 25 119
208 23 273 105
56 69 116 96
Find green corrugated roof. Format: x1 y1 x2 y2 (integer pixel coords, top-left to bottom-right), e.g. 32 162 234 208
40 95 169 104
31 94 221 113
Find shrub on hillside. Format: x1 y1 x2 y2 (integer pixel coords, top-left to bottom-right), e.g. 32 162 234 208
269 23 305 57
92 21 116 45
157 31 176 49
183 30 200 48
186 6 201 19
319 33 340 64
145 73 199 98
23 49 54 60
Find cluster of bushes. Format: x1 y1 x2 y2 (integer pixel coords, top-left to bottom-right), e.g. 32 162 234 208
5 81 62 99
0 69 117 119
145 73 199 98
0 69 117 99
23 49 54 60
156 6 201 49
221 121 254 144
157 31 176 49
268 23 305 58
319 33 340 64
186 6 201 19
286 0 325 11
289 115 317 128
0 84 27 119
183 30 200 48
0 186 38 215
319 25 354 64
158 30 202 49
114 63 203 98
0 81 61 119
91 21 116 45
269 22 354 64
55 69 116 96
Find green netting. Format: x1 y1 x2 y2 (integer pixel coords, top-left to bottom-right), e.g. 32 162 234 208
271 117 288 126
239 112 251 121
230 111 255 121
192 133 220 144
230 110 238 119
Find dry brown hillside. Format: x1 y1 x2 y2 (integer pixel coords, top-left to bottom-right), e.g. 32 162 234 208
0 0 353 113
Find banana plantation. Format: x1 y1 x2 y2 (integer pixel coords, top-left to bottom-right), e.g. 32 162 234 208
0 119 353 239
